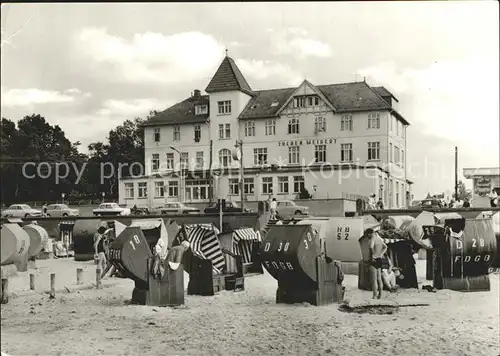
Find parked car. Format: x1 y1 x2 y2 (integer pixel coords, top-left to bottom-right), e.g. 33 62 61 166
276 200 309 217
410 200 422 207
46 204 80 217
1 204 43 218
419 199 443 209
152 202 200 215
204 201 251 214
92 203 131 216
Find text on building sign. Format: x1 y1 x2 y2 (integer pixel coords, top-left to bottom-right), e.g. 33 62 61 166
278 138 335 147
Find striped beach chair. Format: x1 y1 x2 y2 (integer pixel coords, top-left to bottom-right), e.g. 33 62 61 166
176 223 225 275
232 228 261 264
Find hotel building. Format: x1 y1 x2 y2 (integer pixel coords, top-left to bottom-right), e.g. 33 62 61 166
119 55 412 208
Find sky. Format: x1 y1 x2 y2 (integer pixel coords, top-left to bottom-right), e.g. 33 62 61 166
1 1 499 199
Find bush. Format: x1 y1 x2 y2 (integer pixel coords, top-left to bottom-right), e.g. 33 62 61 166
299 188 312 200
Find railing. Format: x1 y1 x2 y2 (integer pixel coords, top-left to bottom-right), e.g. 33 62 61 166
2 211 260 223
361 207 500 215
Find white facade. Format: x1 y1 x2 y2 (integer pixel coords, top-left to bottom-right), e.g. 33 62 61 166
119 58 411 209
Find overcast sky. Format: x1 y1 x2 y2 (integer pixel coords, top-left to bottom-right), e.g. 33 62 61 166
1 2 498 199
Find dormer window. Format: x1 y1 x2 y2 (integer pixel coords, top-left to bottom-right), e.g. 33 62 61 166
293 95 320 108
293 97 306 108
195 104 208 115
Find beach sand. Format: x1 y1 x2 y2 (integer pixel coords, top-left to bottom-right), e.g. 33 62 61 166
1 258 499 356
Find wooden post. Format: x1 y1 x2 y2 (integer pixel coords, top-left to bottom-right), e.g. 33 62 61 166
76 268 83 285
29 273 35 290
96 267 101 289
50 273 55 298
1 278 9 304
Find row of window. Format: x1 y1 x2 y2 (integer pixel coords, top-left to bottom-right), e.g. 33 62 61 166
389 143 405 167
123 176 306 200
154 125 201 143
150 141 405 171
152 112 396 143
229 176 305 195
389 115 405 138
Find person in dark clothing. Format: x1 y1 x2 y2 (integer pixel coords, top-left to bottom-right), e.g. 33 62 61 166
462 199 471 208
376 198 384 210
94 225 108 271
42 202 48 217
489 189 498 208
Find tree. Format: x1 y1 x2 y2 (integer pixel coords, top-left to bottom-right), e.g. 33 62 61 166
85 115 148 197
453 180 471 201
0 115 84 204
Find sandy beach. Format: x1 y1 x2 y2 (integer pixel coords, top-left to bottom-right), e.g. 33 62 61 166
1 258 499 356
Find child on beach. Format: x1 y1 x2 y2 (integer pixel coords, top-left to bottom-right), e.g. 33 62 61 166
367 228 387 299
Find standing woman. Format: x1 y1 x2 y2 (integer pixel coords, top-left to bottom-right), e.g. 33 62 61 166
367 228 387 299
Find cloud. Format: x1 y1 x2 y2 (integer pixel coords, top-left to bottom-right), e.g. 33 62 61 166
235 59 303 86
357 57 499 155
358 57 499 198
69 97 174 151
75 28 225 84
96 98 172 117
1 87 90 107
270 27 333 58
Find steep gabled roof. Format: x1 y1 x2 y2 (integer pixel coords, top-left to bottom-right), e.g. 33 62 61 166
144 81 410 126
205 56 254 96
142 95 209 127
238 87 296 120
275 79 336 116
238 81 409 125
317 82 389 112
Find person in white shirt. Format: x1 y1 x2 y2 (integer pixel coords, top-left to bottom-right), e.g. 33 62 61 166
270 198 278 219
489 189 498 208
453 199 463 208
368 194 377 210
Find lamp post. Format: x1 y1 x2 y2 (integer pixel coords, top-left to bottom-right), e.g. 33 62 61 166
170 146 184 203
454 146 458 200
233 140 244 212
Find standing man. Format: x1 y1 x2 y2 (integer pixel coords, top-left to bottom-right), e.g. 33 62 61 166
270 198 278 220
366 228 387 299
94 224 109 272
42 202 48 217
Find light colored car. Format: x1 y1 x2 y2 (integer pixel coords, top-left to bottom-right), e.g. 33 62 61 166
45 204 79 217
276 200 309 217
93 203 131 216
1 204 43 218
152 202 200 215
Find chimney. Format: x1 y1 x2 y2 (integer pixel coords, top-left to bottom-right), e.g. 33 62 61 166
193 89 201 98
